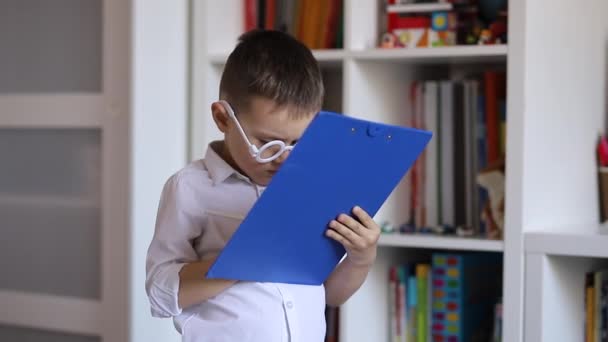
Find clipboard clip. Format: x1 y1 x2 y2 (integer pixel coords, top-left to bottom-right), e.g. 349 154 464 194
367 124 391 139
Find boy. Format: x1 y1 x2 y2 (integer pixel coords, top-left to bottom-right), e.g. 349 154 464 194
146 30 380 342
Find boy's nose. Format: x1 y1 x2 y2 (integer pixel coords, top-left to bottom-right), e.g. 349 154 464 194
273 149 291 165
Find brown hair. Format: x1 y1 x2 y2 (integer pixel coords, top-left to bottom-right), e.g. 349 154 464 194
219 30 324 118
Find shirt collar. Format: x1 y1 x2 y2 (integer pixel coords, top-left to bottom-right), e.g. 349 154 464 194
204 141 239 185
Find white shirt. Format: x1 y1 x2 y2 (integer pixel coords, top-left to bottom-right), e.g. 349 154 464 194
146 142 327 342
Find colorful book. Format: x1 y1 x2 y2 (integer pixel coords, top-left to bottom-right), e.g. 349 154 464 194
439 81 455 228
408 274 418 342
416 264 430 342
424 81 439 229
431 253 502 341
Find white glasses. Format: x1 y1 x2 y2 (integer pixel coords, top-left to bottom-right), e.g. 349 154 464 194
218 100 295 164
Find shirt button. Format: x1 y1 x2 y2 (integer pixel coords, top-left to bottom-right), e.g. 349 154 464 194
286 301 294 309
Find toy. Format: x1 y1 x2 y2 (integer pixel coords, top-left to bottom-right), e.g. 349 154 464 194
429 29 456 47
399 222 416 233
380 220 396 233
478 29 492 44
429 12 457 46
389 16 431 48
380 32 403 48
456 225 475 237
477 161 506 239
489 9 508 43
431 11 450 31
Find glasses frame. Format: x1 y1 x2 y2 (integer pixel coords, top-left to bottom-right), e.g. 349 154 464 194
218 100 294 163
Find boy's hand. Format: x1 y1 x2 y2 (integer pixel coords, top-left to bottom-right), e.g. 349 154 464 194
326 206 380 266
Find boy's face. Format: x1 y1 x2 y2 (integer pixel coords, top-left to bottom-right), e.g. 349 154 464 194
212 96 316 186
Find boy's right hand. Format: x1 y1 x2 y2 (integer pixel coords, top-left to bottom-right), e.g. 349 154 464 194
178 258 237 309
326 206 380 266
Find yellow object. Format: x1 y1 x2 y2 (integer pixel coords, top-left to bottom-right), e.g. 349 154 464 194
447 268 459 277
447 325 458 333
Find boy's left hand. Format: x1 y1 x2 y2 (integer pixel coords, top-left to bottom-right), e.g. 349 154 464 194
326 206 380 266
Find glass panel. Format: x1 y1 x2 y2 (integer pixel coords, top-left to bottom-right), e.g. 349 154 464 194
0 129 101 299
0 129 101 197
0 204 100 298
0 0 102 93
0 324 99 342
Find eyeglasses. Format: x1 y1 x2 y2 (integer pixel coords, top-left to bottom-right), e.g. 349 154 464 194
218 100 295 164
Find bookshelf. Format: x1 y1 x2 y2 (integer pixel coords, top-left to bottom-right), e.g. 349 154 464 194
190 1 608 342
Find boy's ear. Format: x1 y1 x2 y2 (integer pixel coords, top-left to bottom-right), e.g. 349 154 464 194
211 102 230 133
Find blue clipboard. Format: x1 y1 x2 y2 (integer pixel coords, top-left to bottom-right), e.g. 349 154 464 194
206 112 432 285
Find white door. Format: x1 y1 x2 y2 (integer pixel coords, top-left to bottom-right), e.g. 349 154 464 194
0 0 129 341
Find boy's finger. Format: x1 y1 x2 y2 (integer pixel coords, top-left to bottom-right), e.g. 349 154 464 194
352 206 377 230
329 219 360 243
336 214 365 236
326 228 353 249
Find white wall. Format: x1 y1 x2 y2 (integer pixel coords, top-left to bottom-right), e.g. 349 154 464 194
131 0 188 341
522 0 608 233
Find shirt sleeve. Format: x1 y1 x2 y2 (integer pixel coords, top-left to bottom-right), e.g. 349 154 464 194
145 174 206 318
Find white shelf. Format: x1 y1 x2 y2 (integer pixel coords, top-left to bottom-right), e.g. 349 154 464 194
312 49 348 66
352 45 507 63
525 230 608 258
378 233 504 252
209 45 507 66
387 3 453 13
0 194 99 210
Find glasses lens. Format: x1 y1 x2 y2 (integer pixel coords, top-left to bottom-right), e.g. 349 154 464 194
258 141 284 161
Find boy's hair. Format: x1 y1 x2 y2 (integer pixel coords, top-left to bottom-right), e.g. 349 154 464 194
219 30 324 118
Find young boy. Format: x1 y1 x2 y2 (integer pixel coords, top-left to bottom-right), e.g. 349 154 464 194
146 30 381 342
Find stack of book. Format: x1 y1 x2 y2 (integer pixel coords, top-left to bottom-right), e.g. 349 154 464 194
243 0 343 49
401 71 506 239
389 252 502 341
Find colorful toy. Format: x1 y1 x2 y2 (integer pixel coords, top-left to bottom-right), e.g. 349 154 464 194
429 29 456 47
380 32 403 48
477 169 505 239
431 11 450 31
391 16 431 48
478 29 492 44
380 220 396 233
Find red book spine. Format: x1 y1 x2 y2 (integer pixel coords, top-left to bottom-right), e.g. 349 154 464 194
244 0 257 32
484 71 500 164
265 0 276 29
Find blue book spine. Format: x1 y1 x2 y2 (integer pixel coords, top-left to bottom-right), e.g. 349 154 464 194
408 275 418 341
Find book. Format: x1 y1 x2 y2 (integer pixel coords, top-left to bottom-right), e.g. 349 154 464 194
439 81 455 228
431 253 502 341
587 272 596 342
416 264 430 342
424 81 439 229
245 0 344 49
